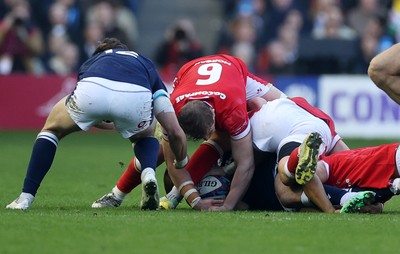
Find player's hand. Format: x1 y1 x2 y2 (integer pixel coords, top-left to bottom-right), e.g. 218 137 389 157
208 204 232 212
193 199 223 210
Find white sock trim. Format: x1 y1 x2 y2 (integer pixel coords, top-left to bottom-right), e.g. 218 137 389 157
300 191 312 207
37 131 59 147
112 186 126 201
340 192 355 206
134 158 142 172
21 192 35 200
166 186 182 199
284 162 295 179
141 167 155 182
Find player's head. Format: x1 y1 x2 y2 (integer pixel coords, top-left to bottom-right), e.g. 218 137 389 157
178 100 215 140
92 37 129 55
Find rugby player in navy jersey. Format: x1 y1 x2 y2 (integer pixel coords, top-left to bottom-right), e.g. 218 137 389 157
6 38 189 210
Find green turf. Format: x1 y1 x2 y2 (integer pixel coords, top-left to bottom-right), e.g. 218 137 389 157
1 131 399 254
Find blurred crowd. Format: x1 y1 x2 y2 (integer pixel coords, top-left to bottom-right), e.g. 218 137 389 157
0 0 398 76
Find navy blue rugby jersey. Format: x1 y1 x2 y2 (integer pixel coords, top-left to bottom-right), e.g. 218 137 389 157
78 48 167 93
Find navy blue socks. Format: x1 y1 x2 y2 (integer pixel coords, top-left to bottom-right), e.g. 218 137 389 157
22 132 58 196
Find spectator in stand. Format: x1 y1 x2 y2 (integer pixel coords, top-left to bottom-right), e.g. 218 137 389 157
79 21 105 64
309 0 337 35
353 16 391 74
47 41 79 75
85 0 138 50
0 0 44 74
231 42 256 72
57 0 83 44
256 9 303 75
235 0 268 51
260 0 295 44
44 0 83 47
262 39 296 75
312 5 357 40
388 0 400 43
215 14 257 71
346 0 382 36
154 18 204 83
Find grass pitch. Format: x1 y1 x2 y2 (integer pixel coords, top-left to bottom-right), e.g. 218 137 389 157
0 131 399 254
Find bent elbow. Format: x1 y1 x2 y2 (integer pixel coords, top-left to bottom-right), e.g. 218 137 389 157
368 59 385 89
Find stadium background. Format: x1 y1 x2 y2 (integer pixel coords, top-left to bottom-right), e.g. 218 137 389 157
1 0 400 138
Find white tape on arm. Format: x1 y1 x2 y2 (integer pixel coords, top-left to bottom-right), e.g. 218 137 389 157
153 89 174 115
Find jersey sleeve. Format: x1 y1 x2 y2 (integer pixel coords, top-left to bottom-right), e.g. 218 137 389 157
219 104 250 140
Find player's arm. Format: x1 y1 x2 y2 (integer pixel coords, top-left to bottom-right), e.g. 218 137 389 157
210 132 255 211
368 43 400 104
246 72 287 101
162 138 223 210
153 90 187 162
261 83 287 101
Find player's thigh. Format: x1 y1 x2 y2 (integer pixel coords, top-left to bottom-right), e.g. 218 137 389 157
274 176 302 208
112 91 154 139
42 96 80 136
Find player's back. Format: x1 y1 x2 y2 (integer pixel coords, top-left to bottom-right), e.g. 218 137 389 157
171 54 248 113
173 54 247 91
79 49 165 93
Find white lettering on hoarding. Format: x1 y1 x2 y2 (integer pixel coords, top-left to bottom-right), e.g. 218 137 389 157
319 75 400 138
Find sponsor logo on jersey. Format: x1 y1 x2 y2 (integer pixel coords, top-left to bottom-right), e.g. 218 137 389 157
194 59 232 66
175 91 227 103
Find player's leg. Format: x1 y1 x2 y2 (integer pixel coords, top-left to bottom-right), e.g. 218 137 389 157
278 133 322 187
6 96 81 210
92 145 165 208
294 132 323 185
118 110 160 211
302 174 336 212
132 135 161 210
276 178 380 213
276 133 335 213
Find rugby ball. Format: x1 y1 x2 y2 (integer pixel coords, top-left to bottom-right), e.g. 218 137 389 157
197 175 231 200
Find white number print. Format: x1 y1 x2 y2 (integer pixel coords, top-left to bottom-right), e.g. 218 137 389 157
196 63 222 85
116 50 139 58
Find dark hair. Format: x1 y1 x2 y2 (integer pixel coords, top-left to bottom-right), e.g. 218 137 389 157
178 100 214 140
92 37 129 55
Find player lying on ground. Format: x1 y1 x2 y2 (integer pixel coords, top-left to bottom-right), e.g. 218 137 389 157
247 96 375 213
6 38 189 210
195 150 385 213
313 143 400 211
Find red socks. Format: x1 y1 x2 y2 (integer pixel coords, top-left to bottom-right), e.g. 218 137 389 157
116 158 142 194
286 147 299 175
187 143 221 184
116 142 221 192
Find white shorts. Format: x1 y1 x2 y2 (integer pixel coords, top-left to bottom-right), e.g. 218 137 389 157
250 98 339 158
66 77 153 138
